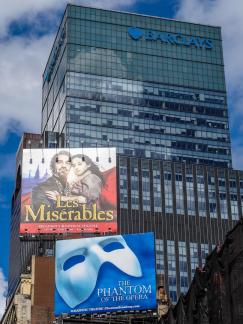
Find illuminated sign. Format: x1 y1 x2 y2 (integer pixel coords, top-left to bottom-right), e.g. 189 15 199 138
55 232 156 315
128 27 213 49
20 147 117 234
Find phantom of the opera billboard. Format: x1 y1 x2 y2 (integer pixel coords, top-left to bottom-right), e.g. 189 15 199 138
55 232 156 315
20 147 117 234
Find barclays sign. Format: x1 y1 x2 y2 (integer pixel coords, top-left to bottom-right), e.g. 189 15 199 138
128 27 213 50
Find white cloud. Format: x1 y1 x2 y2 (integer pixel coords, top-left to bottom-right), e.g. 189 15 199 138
175 0 243 89
232 143 243 170
77 0 139 10
0 0 139 37
0 35 53 141
0 0 142 142
0 269 7 320
175 0 243 169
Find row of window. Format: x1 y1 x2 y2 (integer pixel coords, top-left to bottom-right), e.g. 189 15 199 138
67 44 225 91
66 72 227 117
66 124 231 169
67 71 226 106
68 114 230 149
66 89 228 132
119 162 243 219
68 99 228 131
68 41 222 66
66 125 231 170
68 6 221 40
67 121 230 155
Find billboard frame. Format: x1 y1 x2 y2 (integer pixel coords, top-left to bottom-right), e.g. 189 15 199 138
20 147 117 235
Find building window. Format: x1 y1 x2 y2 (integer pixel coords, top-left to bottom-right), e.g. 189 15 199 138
201 243 209 267
186 174 195 216
227 174 238 220
153 162 162 212
217 173 227 218
167 240 177 303
155 239 164 275
197 175 206 217
164 172 173 213
131 159 139 210
178 241 188 294
175 173 184 215
119 158 128 209
190 242 199 277
220 192 228 219
142 160 151 211
230 193 239 220
208 174 217 218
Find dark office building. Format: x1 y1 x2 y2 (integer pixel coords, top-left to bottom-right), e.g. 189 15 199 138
117 156 243 301
7 133 55 301
6 3 243 317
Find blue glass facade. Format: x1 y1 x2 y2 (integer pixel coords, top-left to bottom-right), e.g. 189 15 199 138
42 5 231 167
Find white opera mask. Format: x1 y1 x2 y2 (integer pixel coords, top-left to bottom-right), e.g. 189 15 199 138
55 236 142 308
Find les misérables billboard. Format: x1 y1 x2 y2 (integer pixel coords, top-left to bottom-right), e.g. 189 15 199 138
20 147 117 234
55 232 156 315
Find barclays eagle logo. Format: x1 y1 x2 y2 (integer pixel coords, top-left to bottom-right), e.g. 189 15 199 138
128 27 143 40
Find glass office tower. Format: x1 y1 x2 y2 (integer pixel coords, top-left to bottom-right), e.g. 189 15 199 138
38 4 240 305
42 4 231 168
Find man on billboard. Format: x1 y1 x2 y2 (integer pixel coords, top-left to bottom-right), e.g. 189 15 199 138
31 150 74 212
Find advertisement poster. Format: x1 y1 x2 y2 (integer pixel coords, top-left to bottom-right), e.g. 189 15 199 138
20 147 117 234
55 232 156 315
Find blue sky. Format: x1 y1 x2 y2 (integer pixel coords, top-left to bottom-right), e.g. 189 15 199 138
0 0 243 317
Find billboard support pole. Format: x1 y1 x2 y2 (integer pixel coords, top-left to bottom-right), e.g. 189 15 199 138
108 140 111 163
96 141 99 162
28 140 32 164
